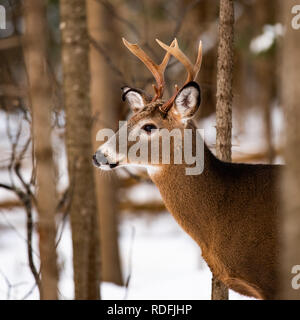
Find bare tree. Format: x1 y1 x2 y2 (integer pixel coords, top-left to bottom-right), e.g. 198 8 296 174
23 0 59 300
60 0 101 299
213 0 235 300
279 0 300 300
87 0 123 286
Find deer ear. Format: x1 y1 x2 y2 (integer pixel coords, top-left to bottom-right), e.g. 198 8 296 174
173 81 201 120
121 87 149 113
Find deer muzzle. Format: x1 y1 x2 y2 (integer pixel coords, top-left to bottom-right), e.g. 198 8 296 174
92 151 119 170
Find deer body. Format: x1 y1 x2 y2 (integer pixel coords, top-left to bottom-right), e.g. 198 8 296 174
93 38 280 300
148 122 280 300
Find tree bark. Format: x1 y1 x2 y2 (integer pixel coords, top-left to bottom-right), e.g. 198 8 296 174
214 0 235 300
23 0 58 300
60 0 101 300
216 0 234 162
279 0 300 300
87 0 123 286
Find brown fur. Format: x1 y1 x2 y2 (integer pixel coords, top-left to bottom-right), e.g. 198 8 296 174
148 119 280 300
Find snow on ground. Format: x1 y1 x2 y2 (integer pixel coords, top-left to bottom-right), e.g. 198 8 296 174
0 209 252 300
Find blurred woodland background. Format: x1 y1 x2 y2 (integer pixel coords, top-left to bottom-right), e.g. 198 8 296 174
0 0 299 300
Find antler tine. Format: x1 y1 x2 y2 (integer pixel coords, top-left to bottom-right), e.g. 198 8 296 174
193 40 203 81
122 38 175 100
156 38 202 84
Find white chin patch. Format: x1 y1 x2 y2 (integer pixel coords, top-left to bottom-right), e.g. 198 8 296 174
146 166 161 176
100 165 112 171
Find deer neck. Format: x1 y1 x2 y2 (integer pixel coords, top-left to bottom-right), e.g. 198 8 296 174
147 122 222 252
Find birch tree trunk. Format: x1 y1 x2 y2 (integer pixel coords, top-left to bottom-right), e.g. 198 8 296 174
87 0 123 286
280 0 300 300
60 0 101 300
213 0 234 300
23 0 58 300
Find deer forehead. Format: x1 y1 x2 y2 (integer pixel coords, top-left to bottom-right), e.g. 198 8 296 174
127 118 159 139
127 104 180 130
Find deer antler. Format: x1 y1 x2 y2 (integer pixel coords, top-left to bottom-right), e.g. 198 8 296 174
155 38 203 115
156 38 202 84
122 38 175 101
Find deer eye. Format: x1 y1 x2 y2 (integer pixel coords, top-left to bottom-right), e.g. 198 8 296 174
141 123 157 134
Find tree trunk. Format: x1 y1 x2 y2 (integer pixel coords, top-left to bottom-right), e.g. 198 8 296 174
213 0 235 300
60 0 101 300
87 0 123 286
23 0 58 300
279 0 300 300
216 0 234 162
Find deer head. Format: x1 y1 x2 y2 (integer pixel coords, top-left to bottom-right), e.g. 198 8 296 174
93 38 203 174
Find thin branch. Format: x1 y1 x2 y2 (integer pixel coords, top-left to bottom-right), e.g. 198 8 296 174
22 282 38 300
123 226 135 300
89 36 125 81
95 0 141 38
172 0 203 39
0 183 14 191
0 115 40 294
0 269 27 300
55 185 73 248
0 185 41 292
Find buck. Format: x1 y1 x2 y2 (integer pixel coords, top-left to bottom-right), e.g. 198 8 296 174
93 38 280 300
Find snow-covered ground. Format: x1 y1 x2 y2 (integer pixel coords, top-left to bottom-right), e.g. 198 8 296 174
0 209 253 300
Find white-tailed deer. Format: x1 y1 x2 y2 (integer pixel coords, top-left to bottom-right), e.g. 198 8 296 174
93 38 280 300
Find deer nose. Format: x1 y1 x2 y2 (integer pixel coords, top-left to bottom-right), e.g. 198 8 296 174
92 154 100 167
92 151 109 167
